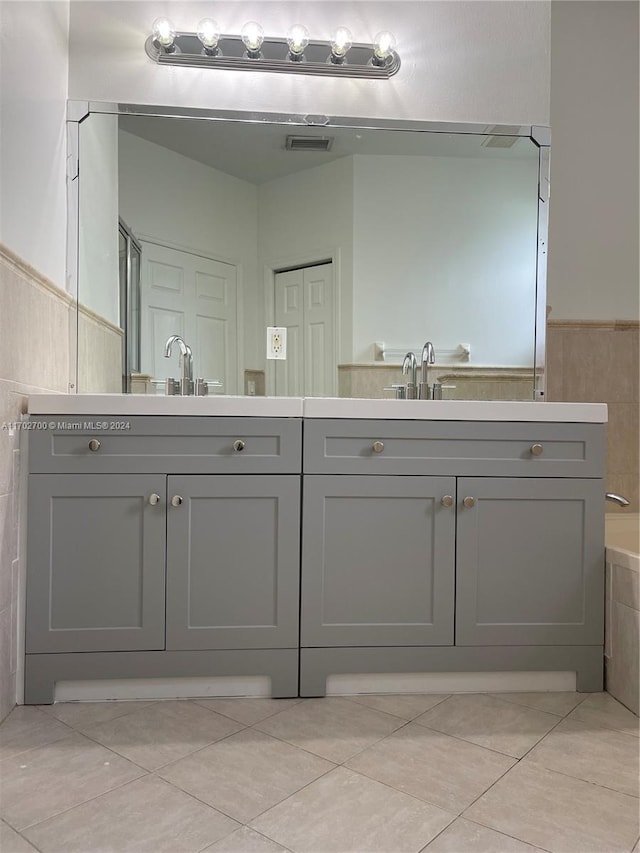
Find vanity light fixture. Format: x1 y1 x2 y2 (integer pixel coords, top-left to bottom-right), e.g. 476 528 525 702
240 21 265 56
329 27 353 63
286 24 310 61
151 17 177 52
372 31 397 65
196 18 221 54
145 19 400 78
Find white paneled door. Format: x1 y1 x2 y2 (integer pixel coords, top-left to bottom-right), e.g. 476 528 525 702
274 262 334 397
140 241 238 394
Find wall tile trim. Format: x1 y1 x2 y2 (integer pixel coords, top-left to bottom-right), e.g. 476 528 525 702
548 319 640 331
0 242 71 306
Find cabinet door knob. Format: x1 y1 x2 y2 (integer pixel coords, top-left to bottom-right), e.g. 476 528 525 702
148 493 161 506
171 495 183 507
233 439 245 452
463 496 476 508
441 495 453 507
372 441 385 454
530 443 544 456
88 439 101 452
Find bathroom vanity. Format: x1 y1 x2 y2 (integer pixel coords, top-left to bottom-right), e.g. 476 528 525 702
23 396 607 703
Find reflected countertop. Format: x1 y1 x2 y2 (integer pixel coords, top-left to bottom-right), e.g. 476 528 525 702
27 394 608 422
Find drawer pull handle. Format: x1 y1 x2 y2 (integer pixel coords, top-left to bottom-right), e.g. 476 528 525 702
463 496 476 508
171 495 183 507
372 441 385 454
233 439 246 452
530 443 544 456
441 495 454 508
88 439 101 452
149 493 161 506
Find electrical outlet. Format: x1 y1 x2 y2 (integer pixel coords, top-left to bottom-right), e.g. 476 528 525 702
266 327 287 360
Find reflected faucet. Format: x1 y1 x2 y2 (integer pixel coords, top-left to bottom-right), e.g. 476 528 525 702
164 334 194 396
419 341 436 400
402 352 418 399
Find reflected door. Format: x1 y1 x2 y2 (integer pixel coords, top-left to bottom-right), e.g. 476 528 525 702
140 241 238 393
274 262 334 397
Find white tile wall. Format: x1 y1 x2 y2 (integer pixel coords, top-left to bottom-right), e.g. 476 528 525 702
0 245 71 720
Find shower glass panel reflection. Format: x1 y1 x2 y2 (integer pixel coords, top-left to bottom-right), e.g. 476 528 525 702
118 218 142 393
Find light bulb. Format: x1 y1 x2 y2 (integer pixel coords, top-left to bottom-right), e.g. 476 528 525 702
286 24 309 57
241 21 264 54
151 17 176 49
330 26 352 62
197 18 220 51
373 30 396 62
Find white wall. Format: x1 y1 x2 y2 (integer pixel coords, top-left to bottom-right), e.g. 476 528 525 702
79 114 120 326
547 1 639 320
0 1 69 286
257 157 354 364
258 150 539 366
67 2 550 126
117 130 260 366
352 154 539 365
0 0 70 720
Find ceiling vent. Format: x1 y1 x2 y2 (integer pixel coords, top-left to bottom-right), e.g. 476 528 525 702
481 125 521 149
285 135 334 152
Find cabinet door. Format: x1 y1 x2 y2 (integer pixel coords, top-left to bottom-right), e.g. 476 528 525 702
166 475 300 650
456 477 604 646
301 475 456 647
26 474 166 653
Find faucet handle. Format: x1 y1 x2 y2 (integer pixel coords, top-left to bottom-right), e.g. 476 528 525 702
179 377 194 396
166 378 180 396
384 384 407 400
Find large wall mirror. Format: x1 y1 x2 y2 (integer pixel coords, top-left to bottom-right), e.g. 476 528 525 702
70 103 549 400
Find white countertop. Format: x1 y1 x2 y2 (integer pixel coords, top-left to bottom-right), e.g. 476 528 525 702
27 394 303 418
303 398 607 422
27 394 608 422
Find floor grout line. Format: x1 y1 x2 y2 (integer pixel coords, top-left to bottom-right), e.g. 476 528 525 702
411 716 543 761
517 759 640 800
245 702 409 766
10 769 152 836
341 692 452 720
58 700 252 775
191 695 305 727
420 815 555 853
484 691 589 718
1 819 46 853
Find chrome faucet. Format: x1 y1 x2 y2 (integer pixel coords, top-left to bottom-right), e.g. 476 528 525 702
419 341 436 400
164 334 196 396
402 352 418 399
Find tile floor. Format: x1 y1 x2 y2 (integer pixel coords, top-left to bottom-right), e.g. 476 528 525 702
0 691 638 853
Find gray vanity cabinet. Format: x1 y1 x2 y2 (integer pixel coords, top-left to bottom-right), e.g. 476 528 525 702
25 416 303 703
26 474 166 653
455 477 604 646
299 418 606 696
166 475 300 650
301 475 455 647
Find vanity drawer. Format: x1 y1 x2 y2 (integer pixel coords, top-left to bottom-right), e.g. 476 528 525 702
303 419 604 477
29 416 302 474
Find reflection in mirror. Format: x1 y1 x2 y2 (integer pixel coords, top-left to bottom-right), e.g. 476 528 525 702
118 219 141 392
76 111 543 400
